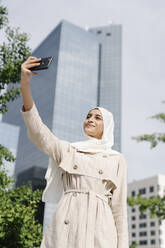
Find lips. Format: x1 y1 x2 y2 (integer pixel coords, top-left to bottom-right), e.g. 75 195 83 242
86 123 95 127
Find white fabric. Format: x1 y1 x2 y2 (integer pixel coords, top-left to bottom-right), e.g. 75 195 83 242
42 157 64 204
70 106 121 155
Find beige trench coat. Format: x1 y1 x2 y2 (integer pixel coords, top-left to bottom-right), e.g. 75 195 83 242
21 102 129 248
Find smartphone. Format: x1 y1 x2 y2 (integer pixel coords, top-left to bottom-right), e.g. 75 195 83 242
30 56 53 71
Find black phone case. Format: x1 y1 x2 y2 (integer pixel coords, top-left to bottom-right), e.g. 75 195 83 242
30 56 53 71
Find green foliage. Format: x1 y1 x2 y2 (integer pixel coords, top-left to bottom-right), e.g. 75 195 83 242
132 133 165 149
129 242 138 248
0 179 43 248
132 100 165 148
0 0 32 114
0 25 32 114
0 0 8 29
127 194 165 220
130 99 165 221
0 142 43 247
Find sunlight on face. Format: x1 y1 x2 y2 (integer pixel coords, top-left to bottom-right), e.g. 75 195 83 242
83 108 104 139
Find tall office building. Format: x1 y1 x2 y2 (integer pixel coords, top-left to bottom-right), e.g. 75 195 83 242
128 174 165 247
2 20 122 229
89 25 122 150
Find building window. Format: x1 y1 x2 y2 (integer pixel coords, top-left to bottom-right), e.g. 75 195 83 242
132 224 136 229
139 188 146 195
132 207 136 212
139 240 147 245
106 32 111 36
139 223 147 228
97 30 102 34
150 221 155 227
139 214 147 219
139 231 147 236
131 190 136 196
149 186 154 192
132 216 136 221
151 239 156 244
132 232 136 237
151 230 155 235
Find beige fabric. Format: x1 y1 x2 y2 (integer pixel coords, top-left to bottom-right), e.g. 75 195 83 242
20 101 129 248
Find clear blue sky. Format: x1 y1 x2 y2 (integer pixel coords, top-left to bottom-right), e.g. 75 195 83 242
1 0 165 183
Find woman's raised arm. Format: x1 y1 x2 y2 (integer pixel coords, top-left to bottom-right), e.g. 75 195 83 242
20 56 70 165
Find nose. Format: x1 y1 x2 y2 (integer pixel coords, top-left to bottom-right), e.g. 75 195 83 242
88 116 95 122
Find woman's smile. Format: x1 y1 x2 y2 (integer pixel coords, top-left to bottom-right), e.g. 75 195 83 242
86 123 95 127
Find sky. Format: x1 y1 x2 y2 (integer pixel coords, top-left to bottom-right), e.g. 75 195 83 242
0 0 165 183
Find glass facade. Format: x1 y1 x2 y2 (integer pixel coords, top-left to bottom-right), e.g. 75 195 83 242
52 21 99 142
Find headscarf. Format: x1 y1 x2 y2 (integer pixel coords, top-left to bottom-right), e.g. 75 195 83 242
70 106 121 155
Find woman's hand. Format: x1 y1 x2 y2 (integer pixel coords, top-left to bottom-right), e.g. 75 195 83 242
20 56 41 85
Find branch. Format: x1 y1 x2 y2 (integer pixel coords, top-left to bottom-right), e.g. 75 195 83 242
132 132 165 149
0 144 15 167
0 86 21 114
127 194 165 220
0 1 9 29
147 113 165 124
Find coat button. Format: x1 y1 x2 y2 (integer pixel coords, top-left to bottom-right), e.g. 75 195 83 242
73 192 77 197
64 219 69 224
73 164 78 169
98 169 103 174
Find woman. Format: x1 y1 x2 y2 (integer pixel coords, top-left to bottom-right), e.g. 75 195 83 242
20 56 129 248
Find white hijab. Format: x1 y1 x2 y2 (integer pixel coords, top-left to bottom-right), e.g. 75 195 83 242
70 106 121 155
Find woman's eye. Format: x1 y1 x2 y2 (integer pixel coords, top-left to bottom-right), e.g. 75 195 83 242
86 115 101 120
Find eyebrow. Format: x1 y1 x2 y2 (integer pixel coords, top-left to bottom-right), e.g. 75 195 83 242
87 113 102 118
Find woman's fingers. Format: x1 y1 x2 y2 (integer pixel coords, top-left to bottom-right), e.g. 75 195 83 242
26 62 41 68
25 58 41 65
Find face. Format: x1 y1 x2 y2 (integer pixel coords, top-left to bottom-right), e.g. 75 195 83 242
83 108 104 139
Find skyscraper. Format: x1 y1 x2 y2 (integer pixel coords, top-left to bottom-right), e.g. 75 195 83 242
89 24 122 150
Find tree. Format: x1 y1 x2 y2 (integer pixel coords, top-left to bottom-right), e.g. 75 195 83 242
127 194 165 220
0 149 42 247
129 242 138 248
0 0 31 115
127 99 165 244
132 100 165 148
0 1 43 247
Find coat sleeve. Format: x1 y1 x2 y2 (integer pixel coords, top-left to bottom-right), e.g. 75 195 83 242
110 155 129 248
20 101 69 165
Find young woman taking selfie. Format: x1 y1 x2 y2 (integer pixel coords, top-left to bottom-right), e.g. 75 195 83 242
20 56 129 248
